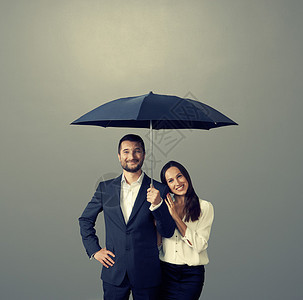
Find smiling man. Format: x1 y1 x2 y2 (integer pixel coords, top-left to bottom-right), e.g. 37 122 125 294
78 134 175 300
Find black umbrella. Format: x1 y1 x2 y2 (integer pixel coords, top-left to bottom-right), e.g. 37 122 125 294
71 92 237 184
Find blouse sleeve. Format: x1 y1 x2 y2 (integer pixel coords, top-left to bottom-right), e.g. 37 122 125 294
181 201 214 253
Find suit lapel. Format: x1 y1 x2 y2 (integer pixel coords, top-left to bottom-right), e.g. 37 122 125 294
128 174 150 224
108 175 126 226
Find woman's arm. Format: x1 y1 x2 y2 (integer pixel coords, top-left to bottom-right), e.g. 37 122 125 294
164 194 192 245
181 201 214 253
165 196 214 252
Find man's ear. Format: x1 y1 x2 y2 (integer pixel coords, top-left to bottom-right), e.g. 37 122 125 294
117 152 121 162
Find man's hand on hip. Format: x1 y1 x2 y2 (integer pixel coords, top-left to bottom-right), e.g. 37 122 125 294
94 248 115 268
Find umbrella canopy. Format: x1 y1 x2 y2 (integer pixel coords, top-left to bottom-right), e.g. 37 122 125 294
71 92 237 183
71 91 237 129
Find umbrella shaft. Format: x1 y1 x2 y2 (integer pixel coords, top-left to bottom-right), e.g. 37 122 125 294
150 120 153 187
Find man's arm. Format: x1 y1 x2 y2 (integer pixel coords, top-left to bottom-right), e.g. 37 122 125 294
78 183 103 258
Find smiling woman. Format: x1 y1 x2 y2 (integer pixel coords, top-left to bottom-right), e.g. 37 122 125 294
157 161 214 300
165 167 189 197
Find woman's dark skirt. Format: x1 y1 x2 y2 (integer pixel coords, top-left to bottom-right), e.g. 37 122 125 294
160 261 205 300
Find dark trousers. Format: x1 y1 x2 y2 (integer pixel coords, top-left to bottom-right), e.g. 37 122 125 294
103 273 160 300
160 261 205 300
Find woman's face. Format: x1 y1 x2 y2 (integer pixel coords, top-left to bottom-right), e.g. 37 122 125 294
165 166 189 196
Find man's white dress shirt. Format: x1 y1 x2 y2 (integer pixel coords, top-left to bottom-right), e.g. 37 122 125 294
120 172 144 223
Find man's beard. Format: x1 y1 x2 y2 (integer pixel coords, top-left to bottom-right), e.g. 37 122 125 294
122 160 144 173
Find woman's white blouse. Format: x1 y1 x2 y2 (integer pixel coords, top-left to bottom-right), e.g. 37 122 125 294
159 199 214 266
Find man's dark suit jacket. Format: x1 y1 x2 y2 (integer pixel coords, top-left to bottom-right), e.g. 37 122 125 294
79 173 175 288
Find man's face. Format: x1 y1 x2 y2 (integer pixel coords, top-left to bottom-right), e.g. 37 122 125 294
118 141 145 173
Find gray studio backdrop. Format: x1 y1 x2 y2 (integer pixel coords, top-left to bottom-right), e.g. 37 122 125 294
1 1 302 299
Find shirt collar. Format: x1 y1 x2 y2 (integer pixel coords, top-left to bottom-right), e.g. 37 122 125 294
121 171 144 186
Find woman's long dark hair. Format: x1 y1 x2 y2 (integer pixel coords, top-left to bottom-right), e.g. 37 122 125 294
160 161 201 222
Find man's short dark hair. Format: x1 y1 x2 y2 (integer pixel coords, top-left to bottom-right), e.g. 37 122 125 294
118 134 145 154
